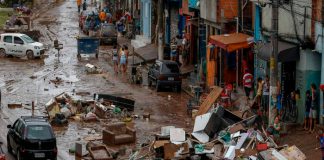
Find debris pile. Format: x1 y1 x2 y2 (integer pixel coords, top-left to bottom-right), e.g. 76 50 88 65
46 92 135 126
85 63 103 74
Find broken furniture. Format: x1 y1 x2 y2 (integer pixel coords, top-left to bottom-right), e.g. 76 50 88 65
102 122 136 145
94 94 135 111
88 145 113 160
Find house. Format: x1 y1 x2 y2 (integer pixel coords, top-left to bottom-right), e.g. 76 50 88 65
252 0 321 123
200 0 254 87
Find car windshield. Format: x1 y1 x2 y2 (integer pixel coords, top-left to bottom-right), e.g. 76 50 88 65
27 125 53 140
21 35 34 43
102 24 115 32
162 63 179 73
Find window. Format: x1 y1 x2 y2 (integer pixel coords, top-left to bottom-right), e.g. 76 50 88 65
27 126 53 140
162 63 179 73
21 35 34 43
3 36 12 43
14 37 24 44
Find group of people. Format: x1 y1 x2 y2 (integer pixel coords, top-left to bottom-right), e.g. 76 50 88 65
243 69 321 134
242 70 270 115
304 83 319 133
170 35 190 66
112 45 129 74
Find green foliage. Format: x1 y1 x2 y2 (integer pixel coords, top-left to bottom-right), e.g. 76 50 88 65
0 11 12 29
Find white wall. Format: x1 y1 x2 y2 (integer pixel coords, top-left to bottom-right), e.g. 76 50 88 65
262 0 312 43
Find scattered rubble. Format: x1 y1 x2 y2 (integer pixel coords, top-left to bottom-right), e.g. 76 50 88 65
85 64 103 74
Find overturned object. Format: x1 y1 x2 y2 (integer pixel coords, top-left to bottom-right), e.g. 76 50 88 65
102 122 136 145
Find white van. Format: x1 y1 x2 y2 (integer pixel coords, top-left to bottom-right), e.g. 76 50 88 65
0 33 45 59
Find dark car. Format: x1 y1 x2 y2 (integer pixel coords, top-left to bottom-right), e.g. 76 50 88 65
99 23 117 45
148 60 182 92
7 116 57 160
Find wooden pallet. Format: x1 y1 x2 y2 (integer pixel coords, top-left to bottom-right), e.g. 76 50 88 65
196 86 223 116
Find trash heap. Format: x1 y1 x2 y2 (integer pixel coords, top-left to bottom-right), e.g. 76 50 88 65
46 92 135 126
85 63 103 74
132 106 306 160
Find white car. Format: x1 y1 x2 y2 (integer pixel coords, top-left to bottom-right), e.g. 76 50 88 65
0 33 45 59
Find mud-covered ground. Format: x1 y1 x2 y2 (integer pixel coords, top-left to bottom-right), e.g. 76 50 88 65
0 0 191 159
0 0 321 160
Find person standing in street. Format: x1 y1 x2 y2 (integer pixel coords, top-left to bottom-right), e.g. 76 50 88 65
119 47 127 74
99 10 106 22
112 45 119 74
262 75 270 115
310 83 319 133
304 90 311 130
83 0 87 11
77 0 82 13
243 69 253 100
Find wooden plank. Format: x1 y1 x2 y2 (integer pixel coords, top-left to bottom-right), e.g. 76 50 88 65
196 86 223 116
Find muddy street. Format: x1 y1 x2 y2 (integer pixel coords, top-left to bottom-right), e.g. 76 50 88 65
0 0 191 159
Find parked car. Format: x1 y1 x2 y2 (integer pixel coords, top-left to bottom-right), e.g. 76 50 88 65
99 23 117 45
0 33 45 59
7 116 57 160
148 60 182 92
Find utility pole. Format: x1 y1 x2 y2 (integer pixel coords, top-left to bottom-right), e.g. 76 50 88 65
157 0 164 60
269 0 279 126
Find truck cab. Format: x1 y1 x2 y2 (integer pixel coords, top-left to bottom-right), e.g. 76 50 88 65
0 33 45 59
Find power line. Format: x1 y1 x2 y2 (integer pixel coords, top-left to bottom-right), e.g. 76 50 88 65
279 5 323 24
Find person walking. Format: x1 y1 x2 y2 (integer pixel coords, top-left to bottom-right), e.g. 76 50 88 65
243 69 253 100
262 75 270 115
119 47 127 74
304 90 312 130
310 83 319 133
83 0 87 11
112 45 118 74
99 10 106 22
77 0 82 12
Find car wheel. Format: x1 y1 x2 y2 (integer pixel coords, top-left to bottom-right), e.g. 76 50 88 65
7 136 12 154
156 81 160 92
26 50 34 60
17 149 24 160
0 48 6 58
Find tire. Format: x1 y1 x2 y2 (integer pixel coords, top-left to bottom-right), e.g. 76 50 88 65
7 136 12 154
26 50 34 60
0 48 6 58
17 149 24 160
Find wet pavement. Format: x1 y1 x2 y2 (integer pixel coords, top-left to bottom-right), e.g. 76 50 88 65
0 0 191 159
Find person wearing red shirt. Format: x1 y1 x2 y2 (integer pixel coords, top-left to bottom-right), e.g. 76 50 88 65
243 69 253 100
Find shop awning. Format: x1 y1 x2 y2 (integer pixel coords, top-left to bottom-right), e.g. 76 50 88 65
209 33 253 52
256 41 300 62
